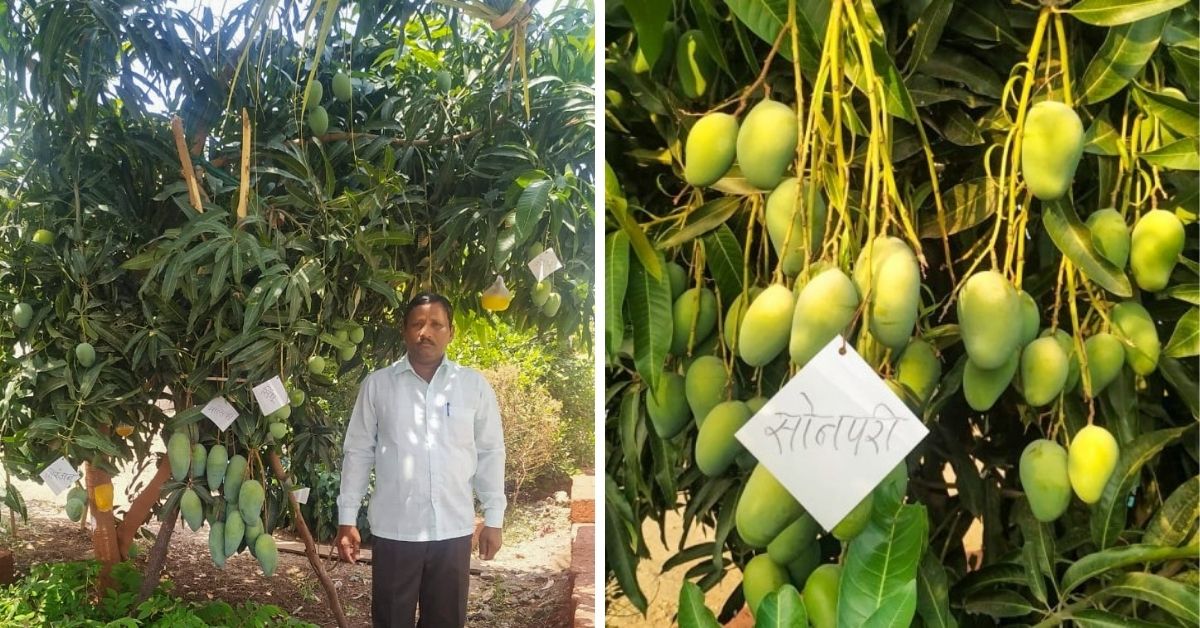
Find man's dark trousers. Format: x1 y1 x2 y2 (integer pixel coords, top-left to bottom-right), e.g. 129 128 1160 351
372 535 472 628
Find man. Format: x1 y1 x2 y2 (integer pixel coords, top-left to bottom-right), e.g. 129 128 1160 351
335 292 507 628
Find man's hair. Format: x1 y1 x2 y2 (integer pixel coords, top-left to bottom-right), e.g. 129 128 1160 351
404 292 454 326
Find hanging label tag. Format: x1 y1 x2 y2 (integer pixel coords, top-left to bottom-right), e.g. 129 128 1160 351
527 248 563 282
292 487 311 504
252 376 288 416
202 396 240 432
40 457 81 496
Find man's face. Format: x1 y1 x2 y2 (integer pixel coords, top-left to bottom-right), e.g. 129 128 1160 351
404 303 454 364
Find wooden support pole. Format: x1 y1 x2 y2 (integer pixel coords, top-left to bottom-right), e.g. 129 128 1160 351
171 116 204 212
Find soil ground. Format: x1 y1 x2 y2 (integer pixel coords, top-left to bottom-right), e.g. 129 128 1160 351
4 475 575 627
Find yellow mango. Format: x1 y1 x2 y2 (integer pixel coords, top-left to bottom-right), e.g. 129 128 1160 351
1130 209 1184 292
1084 333 1125 397
1067 425 1119 504
684 113 739 186
1042 329 1081 392
958 271 1021 369
790 268 860 366
723 287 763 349
1021 101 1084 200
1020 336 1069 406
765 178 827 276
671 287 717 356
802 564 842 628
736 464 805 547
739 284 794 367
1111 301 1160 375
1019 439 1071 522
743 554 789 616
859 238 921 350
963 350 1020 411
1018 290 1039 346
736 99 797 189
895 339 941 406
695 401 753 476
1086 209 1130 269
685 356 727 427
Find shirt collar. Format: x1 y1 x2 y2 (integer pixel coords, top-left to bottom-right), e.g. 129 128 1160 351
392 352 457 375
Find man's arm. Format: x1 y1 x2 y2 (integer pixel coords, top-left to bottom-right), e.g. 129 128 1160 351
335 375 378 562
474 376 507 558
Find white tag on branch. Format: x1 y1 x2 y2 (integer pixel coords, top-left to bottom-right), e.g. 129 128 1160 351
202 396 240 432
40 457 81 496
735 336 929 532
292 487 311 504
527 247 563 282
253 376 288 416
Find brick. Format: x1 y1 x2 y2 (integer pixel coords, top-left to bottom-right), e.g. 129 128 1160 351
724 606 753 628
569 475 595 524
569 524 595 628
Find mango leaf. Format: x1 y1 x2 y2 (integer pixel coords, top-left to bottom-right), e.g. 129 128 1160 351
1042 199 1134 297
918 177 1000 238
754 584 808 628
725 0 822 74
1164 307 1199 357
1069 0 1191 27
606 506 647 613
678 581 720 628
657 197 741 250
1092 572 1200 624
1015 502 1052 605
961 589 1036 619
862 580 918 628
1070 609 1178 627
514 178 552 247
1161 282 1200 304
1157 357 1199 418
906 0 954 72
1091 425 1192 548
916 553 958 628
1141 137 1200 170
627 251 673 391
1080 12 1169 105
1062 543 1200 593
1084 108 1124 156
1144 475 1199 546
1133 85 1200 137
837 503 928 625
606 231 631 361
918 51 1005 98
623 0 671 69
703 225 745 308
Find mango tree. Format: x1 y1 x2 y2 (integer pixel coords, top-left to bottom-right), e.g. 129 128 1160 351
605 0 1197 625
0 0 594 619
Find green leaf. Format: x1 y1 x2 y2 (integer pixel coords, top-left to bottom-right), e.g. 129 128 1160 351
754 584 808 628
612 203 662 280
678 581 720 628
1069 0 1191 26
1158 357 1200 417
961 589 1037 619
916 553 958 628
1042 199 1134 297
918 51 1005 98
628 251 673 391
1091 425 1193 548
1080 12 1170 105
623 0 672 69
606 507 648 613
906 0 954 72
950 563 1027 597
74 433 121 457
725 0 822 73
1015 501 1053 605
1070 608 1178 627
838 503 928 625
606 231 631 361
862 580 918 628
657 197 742 250
515 179 552 247
1144 475 1199 546
1141 137 1200 170
1161 282 1200 305
1094 572 1200 624
1085 108 1124 156
1134 85 1200 137
1164 307 1199 357
918 178 1001 238
1062 543 1200 593
702 225 745 307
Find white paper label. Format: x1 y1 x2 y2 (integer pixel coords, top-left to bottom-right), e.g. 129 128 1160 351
40 457 81 496
252 376 288 416
292 487 310 504
202 396 240 432
527 248 563 282
735 336 929 532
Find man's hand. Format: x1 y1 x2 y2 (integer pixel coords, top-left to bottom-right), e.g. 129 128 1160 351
335 525 361 564
478 526 503 560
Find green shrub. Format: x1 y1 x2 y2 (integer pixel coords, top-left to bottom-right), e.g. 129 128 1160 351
482 364 562 499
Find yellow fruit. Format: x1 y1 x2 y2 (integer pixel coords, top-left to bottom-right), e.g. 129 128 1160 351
738 284 794 367
802 564 842 628
790 268 860 366
1019 439 1071 522
671 287 717 356
723 287 763 349
646 373 689 438
736 464 805 547
1021 101 1084 200
765 178 827 276
1068 425 1120 504
675 30 715 99
858 238 921 350
743 554 789 616
895 339 940 406
1130 209 1185 292
695 401 753 476
1086 209 1130 269
1017 290 1039 346
1084 333 1125 397
32 228 54 245
963 350 1020 411
685 356 727 425
832 492 873 541
958 271 1022 370
1020 337 1069 406
684 113 739 186
767 513 818 565
93 483 114 513
481 276 513 312
736 99 798 190
1111 301 1160 375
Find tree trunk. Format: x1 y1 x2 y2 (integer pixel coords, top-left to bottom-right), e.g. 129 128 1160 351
135 504 178 606
86 464 120 596
266 451 349 628
116 455 171 559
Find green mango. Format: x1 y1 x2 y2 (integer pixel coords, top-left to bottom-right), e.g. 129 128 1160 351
1021 100 1084 200
958 271 1022 369
348 324 365 344
31 228 54 245
736 99 798 190
684 113 739 186
167 431 192 481
304 79 323 107
270 404 292 421
739 284 794 367
332 72 352 102
667 262 688 301
255 534 279 576
671 287 717 356
1083 333 1125 397
269 422 288 440
307 105 329 136
239 481 266 524
785 543 822 589
224 455 248 504
675 30 715 99
1042 329 1081 392
436 70 452 92
1086 209 1130 269
206 445 228 490
745 396 768 414
1020 337 1069 406
65 498 85 522
767 513 818 565
1019 439 1072 522
244 516 264 546
963 350 1020 411
765 178 827 276
338 344 357 362
1130 209 1184 292
1017 290 1039 346
307 355 326 374
895 339 940 406
832 492 874 541
181 488 204 532
75 342 96 367
542 292 562 317
802 564 842 628
532 280 551 307
1111 301 1160 375
289 388 306 407
224 511 245 557
1067 425 1119 504
723 287 763 350
685 356 727 427
11 303 32 328
67 486 86 503
736 464 805 548
743 554 789 616
790 268 860 366
190 443 207 480
646 373 690 438
209 522 227 568
696 401 753 476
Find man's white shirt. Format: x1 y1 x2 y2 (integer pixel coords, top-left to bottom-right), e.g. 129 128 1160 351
337 354 507 541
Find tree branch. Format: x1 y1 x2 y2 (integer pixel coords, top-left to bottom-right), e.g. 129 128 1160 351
135 504 178 606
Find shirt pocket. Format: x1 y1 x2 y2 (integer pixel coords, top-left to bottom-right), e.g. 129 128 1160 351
447 406 476 447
